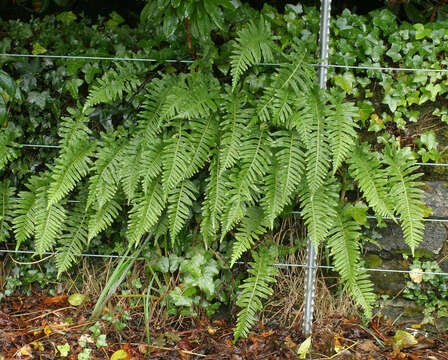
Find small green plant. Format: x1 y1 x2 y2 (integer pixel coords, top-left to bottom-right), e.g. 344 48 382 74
403 260 448 323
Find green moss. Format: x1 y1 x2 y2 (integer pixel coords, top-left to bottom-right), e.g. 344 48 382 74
365 254 383 268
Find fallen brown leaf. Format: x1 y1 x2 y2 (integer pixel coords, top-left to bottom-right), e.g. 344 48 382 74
357 340 379 353
43 295 68 305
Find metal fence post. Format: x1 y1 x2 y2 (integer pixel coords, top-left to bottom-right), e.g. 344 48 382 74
302 0 332 338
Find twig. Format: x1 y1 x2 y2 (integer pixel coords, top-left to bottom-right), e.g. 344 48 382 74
148 344 206 357
8 252 55 265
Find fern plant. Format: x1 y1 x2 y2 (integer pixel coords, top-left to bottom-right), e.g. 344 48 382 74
5 17 426 340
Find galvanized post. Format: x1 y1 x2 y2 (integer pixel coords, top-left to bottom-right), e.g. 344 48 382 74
302 0 332 338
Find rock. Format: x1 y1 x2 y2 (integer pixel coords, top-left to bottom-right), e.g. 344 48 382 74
368 259 407 293
366 222 446 256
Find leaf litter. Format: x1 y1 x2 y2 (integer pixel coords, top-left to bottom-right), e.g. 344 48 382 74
0 291 448 359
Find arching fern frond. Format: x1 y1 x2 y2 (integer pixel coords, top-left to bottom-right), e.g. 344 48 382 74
230 206 266 266
302 86 330 194
86 133 127 209
231 18 275 90
168 180 198 242
119 137 144 202
127 181 165 245
328 208 361 285
83 63 143 112
13 190 36 248
0 180 14 242
383 146 425 251
348 144 395 219
201 153 229 241
47 140 94 206
88 198 122 241
326 90 359 174
0 128 19 169
300 181 338 248
138 74 179 144
162 123 191 195
185 116 218 178
262 130 304 228
35 182 67 255
58 112 91 148
257 55 311 124
140 140 163 195
219 90 253 170
234 248 278 341
55 192 89 275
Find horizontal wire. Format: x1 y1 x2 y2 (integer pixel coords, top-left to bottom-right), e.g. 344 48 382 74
1 249 446 276
2 53 448 74
290 211 448 223
20 144 61 149
12 147 448 168
11 196 80 203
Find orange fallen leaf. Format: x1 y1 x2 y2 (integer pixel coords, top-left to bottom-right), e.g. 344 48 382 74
261 330 275 338
43 325 52 336
43 295 68 305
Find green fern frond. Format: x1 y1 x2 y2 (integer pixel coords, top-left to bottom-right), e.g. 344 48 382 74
231 18 275 90
88 198 121 240
221 127 271 237
326 90 359 174
347 269 375 318
220 185 248 239
303 86 330 194
119 138 143 202
138 75 178 144
55 195 89 275
219 90 253 170
230 207 266 266
348 144 395 219
383 146 425 251
127 181 166 245
13 190 36 248
87 134 127 209
262 130 304 228
58 112 91 148
175 74 219 119
83 63 142 112
140 140 163 195
234 248 278 341
257 56 311 124
168 180 198 242
238 126 272 190
0 128 19 169
300 181 338 248
328 208 361 284
0 180 15 241
201 153 229 240
34 183 67 255
185 116 218 178
47 140 94 206
162 123 191 194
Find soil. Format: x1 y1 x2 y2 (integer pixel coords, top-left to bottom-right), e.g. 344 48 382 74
1 290 448 359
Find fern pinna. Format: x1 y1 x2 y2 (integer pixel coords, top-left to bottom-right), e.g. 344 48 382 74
4 17 426 340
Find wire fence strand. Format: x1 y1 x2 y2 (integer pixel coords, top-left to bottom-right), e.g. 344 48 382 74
3 53 448 74
1 248 447 277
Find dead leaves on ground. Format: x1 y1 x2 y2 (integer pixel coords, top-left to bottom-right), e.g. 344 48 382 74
0 292 448 359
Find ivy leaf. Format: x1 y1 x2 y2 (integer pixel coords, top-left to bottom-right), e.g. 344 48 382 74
413 23 432 40
32 43 47 55
57 343 70 357
56 11 77 24
334 72 355 94
0 70 17 99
